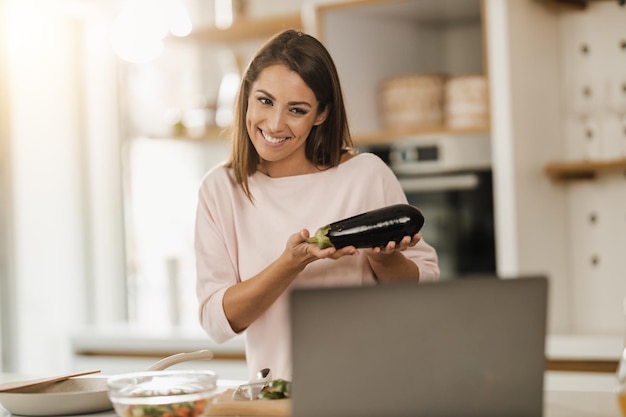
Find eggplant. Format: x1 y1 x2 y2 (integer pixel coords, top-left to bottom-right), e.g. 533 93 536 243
306 204 424 249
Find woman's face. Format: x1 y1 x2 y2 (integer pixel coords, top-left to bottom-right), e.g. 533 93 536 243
246 64 327 177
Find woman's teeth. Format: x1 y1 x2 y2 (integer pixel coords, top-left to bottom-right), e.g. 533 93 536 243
262 130 288 144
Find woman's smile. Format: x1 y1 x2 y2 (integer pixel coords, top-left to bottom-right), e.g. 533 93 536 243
260 128 290 145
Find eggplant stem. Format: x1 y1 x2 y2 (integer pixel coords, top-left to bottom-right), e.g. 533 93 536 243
306 225 334 249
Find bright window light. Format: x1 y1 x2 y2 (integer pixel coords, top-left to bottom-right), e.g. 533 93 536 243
111 0 191 63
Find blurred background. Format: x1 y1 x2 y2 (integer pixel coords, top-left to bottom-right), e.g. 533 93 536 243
1 0 625 379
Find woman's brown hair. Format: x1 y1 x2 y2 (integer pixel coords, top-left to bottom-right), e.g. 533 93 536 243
227 29 354 200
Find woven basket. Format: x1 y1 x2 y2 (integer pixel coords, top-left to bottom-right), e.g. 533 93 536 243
445 75 489 129
380 74 446 130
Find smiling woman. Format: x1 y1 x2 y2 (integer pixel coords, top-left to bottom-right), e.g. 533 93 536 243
195 29 440 382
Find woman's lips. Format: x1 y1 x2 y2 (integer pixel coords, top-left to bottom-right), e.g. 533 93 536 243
261 129 289 144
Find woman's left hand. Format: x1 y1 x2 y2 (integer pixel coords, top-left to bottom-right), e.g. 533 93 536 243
365 232 423 282
370 232 422 255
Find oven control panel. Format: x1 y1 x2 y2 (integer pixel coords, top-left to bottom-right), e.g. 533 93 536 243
389 134 491 175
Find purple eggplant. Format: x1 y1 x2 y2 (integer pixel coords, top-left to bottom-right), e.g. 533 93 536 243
307 204 424 249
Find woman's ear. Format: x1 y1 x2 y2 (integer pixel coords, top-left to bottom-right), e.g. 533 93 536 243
313 105 329 126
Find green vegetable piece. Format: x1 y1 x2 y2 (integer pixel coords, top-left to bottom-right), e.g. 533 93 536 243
269 379 290 395
306 225 333 249
258 390 284 400
257 379 292 400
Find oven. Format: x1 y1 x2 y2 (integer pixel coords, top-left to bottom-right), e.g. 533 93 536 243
363 133 496 279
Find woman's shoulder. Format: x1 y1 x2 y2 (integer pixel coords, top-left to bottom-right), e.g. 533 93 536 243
204 160 233 178
335 150 407 205
200 161 237 191
341 151 393 173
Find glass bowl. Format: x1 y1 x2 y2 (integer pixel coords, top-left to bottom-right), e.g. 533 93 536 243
107 370 218 417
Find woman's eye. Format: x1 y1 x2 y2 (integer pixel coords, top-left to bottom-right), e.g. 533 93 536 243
258 97 272 106
290 107 308 116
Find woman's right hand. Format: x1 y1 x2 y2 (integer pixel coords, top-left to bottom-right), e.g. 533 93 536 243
286 229 358 268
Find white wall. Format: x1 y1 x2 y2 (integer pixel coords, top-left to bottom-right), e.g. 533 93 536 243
0 0 15 373
486 0 571 334
4 0 125 374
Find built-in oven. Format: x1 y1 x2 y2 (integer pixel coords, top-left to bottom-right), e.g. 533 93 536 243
363 133 496 279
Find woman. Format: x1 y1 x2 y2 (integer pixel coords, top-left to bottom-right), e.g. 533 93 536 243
195 29 439 381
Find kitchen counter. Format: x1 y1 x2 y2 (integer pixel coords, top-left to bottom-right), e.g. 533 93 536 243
544 371 622 417
69 326 624 385
71 324 246 358
72 325 624 373
73 325 623 359
0 372 622 417
546 334 624 372
71 324 249 379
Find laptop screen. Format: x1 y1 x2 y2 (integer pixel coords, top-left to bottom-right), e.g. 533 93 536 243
290 277 548 417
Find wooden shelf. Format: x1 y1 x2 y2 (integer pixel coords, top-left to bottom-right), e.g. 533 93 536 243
546 358 618 373
545 158 626 181
177 13 302 44
353 126 490 146
147 125 230 142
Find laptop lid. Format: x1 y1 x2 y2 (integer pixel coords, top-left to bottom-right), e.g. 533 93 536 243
290 276 548 417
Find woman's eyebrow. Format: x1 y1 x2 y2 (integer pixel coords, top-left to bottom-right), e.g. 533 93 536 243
255 89 275 100
288 100 312 108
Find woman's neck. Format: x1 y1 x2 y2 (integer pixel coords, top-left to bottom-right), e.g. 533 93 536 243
258 159 317 178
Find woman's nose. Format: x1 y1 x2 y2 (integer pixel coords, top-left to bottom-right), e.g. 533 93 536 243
267 108 285 131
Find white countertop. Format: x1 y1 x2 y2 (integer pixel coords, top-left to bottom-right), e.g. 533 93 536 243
71 324 246 356
546 334 624 361
72 324 624 361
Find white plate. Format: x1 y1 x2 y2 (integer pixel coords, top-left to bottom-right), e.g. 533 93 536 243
0 376 112 416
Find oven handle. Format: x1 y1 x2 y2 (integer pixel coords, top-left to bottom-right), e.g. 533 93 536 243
398 173 480 193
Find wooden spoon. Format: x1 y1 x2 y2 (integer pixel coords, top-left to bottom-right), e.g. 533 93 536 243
0 369 101 392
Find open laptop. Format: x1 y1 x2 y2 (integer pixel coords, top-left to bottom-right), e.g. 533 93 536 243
290 276 548 417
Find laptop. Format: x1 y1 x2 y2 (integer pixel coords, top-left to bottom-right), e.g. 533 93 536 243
290 276 548 417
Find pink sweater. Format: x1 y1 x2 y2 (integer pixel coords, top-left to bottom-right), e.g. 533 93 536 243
195 153 439 380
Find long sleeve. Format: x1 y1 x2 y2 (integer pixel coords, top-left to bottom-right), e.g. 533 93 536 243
194 164 241 343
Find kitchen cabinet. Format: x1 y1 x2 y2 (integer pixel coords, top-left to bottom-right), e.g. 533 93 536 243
541 1 626 183
484 0 626 338
305 0 487 145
